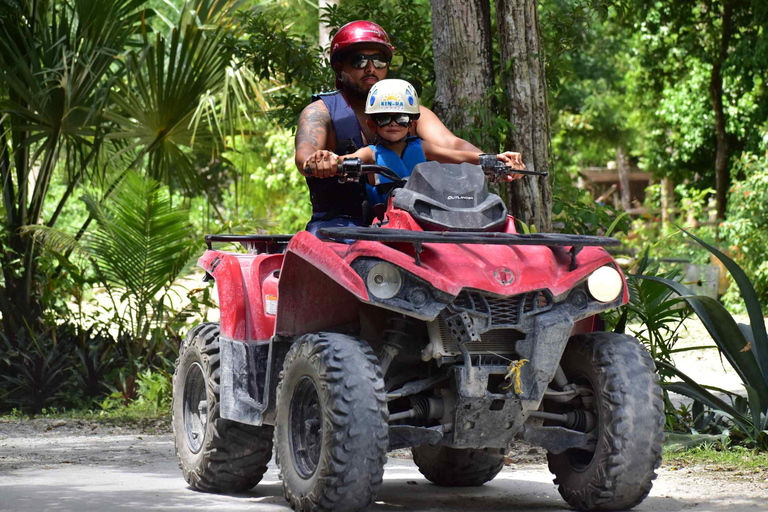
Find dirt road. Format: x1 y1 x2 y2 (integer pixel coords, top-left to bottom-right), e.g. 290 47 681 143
1 419 766 512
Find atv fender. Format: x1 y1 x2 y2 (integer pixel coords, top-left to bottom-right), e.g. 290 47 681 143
197 250 283 341
274 231 369 337
197 250 284 426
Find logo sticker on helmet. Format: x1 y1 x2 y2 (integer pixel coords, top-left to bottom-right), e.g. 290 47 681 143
380 94 404 109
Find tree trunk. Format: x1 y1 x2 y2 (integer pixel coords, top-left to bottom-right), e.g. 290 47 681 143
616 146 632 211
660 177 674 224
496 0 552 232
429 0 494 148
710 0 733 220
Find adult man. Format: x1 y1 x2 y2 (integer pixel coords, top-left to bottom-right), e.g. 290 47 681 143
296 20 522 233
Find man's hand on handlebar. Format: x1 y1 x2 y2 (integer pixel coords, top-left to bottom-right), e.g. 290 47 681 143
496 152 526 181
303 150 339 178
478 152 546 182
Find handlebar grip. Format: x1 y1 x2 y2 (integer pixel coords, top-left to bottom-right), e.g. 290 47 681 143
340 158 363 173
485 157 548 177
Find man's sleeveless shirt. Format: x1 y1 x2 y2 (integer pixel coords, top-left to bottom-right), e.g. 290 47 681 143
307 91 367 217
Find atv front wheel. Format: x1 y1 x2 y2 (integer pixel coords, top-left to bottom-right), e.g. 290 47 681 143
275 333 388 512
172 323 273 492
412 445 505 486
547 332 664 511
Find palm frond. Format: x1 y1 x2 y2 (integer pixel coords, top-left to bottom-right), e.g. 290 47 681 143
104 18 236 192
86 171 196 302
20 224 86 259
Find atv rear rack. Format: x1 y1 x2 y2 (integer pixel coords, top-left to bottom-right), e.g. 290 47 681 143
205 234 294 254
318 227 620 269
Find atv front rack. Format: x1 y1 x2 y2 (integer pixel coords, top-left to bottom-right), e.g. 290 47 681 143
205 234 294 254
318 227 621 269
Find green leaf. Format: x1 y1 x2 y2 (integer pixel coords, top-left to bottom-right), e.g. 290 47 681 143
657 360 753 434
677 226 768 380
605 211 629 237
744 384 767 431
614 306 627 334
641 275 768 411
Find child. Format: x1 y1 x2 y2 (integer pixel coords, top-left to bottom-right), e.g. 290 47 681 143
306 78 526 207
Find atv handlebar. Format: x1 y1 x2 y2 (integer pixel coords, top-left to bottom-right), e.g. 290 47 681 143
304 158 405 184
478 154 548 180
303 156 547 184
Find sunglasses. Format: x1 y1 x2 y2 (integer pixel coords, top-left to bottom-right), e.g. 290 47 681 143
349 53 390 69
372 113 414 127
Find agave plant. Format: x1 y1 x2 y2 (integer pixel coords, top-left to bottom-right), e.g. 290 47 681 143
0 328 71 413
611 249 694 366
27 171 197 394
644 227 768 448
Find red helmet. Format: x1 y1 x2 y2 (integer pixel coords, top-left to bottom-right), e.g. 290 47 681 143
330 21 394 66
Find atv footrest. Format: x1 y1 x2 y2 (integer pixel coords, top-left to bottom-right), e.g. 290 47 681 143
388 425 445 451
521 425 595 454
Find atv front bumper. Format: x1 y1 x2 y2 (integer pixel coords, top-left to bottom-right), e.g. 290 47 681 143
443 290 622 449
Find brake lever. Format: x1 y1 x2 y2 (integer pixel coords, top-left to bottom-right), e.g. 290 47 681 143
478 154 548 182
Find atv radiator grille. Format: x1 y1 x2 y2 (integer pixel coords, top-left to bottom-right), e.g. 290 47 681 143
451 290 551 328
428 318 525 356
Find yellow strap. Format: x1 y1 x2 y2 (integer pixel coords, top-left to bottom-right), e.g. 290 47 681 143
502 359 529 395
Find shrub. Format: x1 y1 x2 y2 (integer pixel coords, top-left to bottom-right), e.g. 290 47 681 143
721 147 768 308
623 183 718 265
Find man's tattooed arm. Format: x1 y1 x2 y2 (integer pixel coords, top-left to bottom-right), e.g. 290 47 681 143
295 101 332 174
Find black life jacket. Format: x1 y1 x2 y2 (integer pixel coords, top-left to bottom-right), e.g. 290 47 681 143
307 91 367 218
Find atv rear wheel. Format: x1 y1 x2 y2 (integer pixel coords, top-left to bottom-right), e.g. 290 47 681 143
172 323 273 492
412 445 505 486
547 332 664 511
275 333 388 512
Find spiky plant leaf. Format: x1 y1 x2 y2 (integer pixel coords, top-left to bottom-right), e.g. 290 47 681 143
642 275 768 413
81 171 196 304
676 226 768 382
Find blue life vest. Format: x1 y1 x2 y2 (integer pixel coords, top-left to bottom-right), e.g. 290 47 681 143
307 91 367 217
366 137 426 206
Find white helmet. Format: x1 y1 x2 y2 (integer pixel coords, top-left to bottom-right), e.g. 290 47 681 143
365 79 420 116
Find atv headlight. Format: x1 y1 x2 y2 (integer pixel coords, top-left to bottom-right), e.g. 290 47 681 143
366 262 402 300
587 266 623 303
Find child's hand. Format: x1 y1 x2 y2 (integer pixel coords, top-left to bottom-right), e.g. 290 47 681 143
303 150 339 178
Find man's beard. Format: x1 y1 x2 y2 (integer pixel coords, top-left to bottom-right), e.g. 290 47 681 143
340 71 375 99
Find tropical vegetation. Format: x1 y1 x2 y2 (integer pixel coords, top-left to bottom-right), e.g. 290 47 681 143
0 0 767 460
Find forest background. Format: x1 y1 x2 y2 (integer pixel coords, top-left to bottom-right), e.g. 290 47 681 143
1 0 768 449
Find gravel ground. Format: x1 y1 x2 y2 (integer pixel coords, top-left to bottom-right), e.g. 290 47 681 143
2 417 768 512
2 316 766 511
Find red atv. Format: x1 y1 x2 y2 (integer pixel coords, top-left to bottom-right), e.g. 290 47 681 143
172 159 663 512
